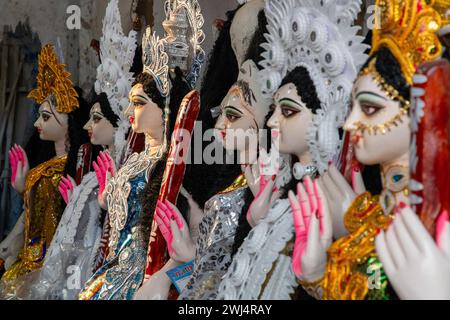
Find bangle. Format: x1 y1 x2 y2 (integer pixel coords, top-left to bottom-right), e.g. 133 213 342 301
298 276 324 300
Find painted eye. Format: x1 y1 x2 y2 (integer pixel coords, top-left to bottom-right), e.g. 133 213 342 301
360 103 382 116
280 106 299 118
42 113 50 122
93 115 102 124
226 113 240 122
133 101 145 108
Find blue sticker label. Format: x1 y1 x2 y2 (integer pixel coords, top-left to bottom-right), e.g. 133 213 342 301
166 260 194 293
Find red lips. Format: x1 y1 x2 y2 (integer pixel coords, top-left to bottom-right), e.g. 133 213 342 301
129 116 135 124
37 128 42 134
351 134 362 145
271 130 279 139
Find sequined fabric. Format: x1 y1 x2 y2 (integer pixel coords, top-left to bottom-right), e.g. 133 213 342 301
322 192 393 300
79 171 150 300
179 179 248 300
1 155 67 282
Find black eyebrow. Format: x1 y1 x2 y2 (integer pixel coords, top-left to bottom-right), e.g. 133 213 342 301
132 94 149 101
278 97 303 107
355 91 388 101
223 106 244 114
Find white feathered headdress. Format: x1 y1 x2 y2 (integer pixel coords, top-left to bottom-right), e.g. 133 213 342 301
95 0 137 165
259 0 368 174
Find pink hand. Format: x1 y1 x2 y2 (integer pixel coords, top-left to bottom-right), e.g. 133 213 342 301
155 200 174 256
98 152 110 175
9 149 18 184
289 179 326 279
58 182 69 204
17 145 26 169
93 158 107 195
104 152 116 176
289 189 308 277
436 210 449 249
61 176 75 190
165 200 184 229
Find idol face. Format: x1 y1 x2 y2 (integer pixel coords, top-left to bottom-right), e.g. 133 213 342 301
214 83 258 154
344 74 410 165
33 97 68 142
83 102 115 147
267 83 313 157
125 83 164 136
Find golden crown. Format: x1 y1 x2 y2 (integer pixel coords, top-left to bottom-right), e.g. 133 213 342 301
371 0 443 84
28 44 79 113
434 0 450 26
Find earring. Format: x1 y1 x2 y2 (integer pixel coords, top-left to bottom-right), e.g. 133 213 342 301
292 162 317 180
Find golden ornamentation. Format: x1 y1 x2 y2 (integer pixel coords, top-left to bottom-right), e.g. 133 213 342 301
219 174 247 194
1 155 67 281
361 59 411 109
352 106 408 137
371 0 442 84
27 45 79 114
79 273 106 300
298 277 324 300
322 192 393 300
433 0 450 26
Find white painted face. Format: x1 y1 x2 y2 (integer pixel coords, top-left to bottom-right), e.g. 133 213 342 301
33 97 68 142
214 84 258 153
125 83 164 137
83 102 115 146
344 74 410 165
267 83 313 157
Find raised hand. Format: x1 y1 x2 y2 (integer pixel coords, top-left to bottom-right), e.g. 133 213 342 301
93 151 115 209
155 200 196 263
58 175 76 204
436 210 450 255
8 144 29 193
244 148 280 197
245 149 281 227
320 162 365 238
375 205 450 300
289 176 332 282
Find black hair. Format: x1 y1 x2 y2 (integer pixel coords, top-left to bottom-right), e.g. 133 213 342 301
256 67 322 200
132 72 166 110
130 45 143 78
93 92 120 127
64 87 91 178
25 130 55 170
181 7 243 210
280 66 322 114
356 46 410 195
137 67 190 231
24 88 90 178
243 9 268 69
360 46 410 102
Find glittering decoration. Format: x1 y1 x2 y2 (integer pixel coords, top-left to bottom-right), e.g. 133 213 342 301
259 0 369 173
163 0 205 88
79 172 150 300
27 45 79 114
321 192 393 300
370 0 442 84
142 27 170 97
179 176 248 300
2 155 67 281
